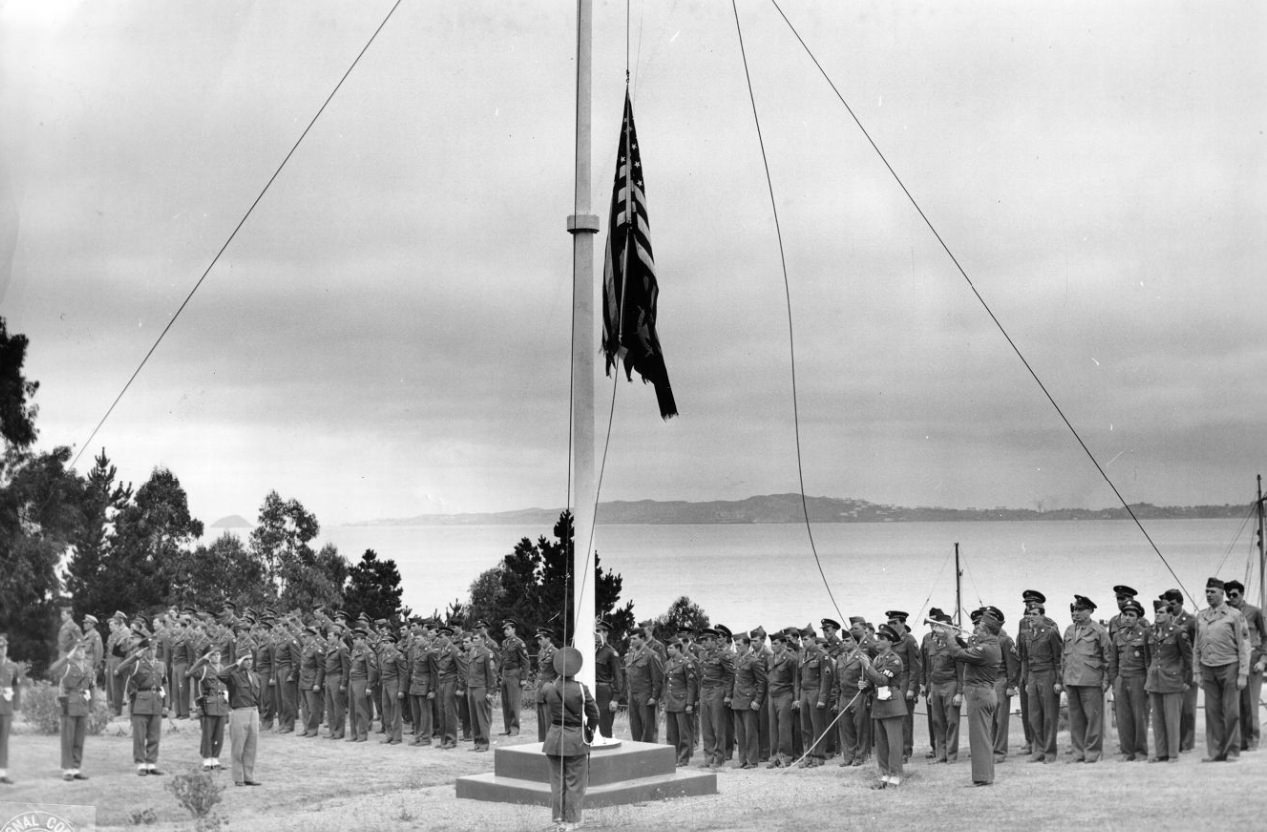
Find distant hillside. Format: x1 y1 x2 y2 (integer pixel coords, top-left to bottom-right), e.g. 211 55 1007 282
352 494 1249 527
209 514 253 529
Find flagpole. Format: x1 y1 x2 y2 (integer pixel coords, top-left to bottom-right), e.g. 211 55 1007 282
567 0 599 699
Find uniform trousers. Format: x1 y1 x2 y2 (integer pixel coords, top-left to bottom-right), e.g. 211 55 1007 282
199 715 226 759
323 676 346 738
732 708 759 767
458 692 471 739
500 670 522 734
757 696 771 761
438 679 460 746
1025 669 1060 759
927 680 961 762
798 689 828 762
60 714 87 771
0 714 10 769
964 684 997 784
1019 676 1034 750
769 690 795 764
107 661 124 716
901 695 915 759
228 706 258 784
1179 683 1198 751
1149 691 1182 760
700 688 728 765
409 692 432 743
546 752 588 825
595 682 615 738
302 685 323 735
171 662 189 717
536 697 551 742
466 686 491 749
628 700 657 744
131 713 162 765
873 715 904 781
1201 662 1241 761
381 681 403 742
837 689 869 764
1113 674 1148 758
259 671 275 729
349 679 371 741
1066 684 1105 761
991 679 1011 759
1237 660 1263 750
276 670 297 731
665 709 693 765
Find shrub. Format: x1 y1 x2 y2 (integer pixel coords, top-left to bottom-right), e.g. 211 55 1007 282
87 692 113 735
19 680 61 734
165 766 225 829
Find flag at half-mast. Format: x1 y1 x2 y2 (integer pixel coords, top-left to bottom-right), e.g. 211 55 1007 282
601 91 677 420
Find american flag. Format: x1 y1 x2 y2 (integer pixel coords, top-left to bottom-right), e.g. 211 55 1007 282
601 92 677 420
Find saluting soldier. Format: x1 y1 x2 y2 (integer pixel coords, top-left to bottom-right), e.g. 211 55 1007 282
1145 598 1191 762
117 635 166 776
348 628 375 742
534 629 560 742
187 647 229 770
50 638 94 781
593 619 624 739
662 639 697 766
941 610 1002 787
1109 599 1150 761
1018 599 1062 763
795 631 833 767
624 629 664 744
465 632 496 752
498 620 529 736
921 609 962 764
729 632 767 769
860 623 907 789
378 632 409 745
1223 579 1267 751
0 634 22 784
1056 595 1114 763
322 628 351 740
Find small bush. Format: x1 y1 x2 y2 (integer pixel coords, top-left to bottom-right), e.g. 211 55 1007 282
165 766 225 821
19 680 61 735
127 807 157 825
87 692 113 735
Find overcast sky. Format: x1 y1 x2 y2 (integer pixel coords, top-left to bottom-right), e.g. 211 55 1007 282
1 1 1263 528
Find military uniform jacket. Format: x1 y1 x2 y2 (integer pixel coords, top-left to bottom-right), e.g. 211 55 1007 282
864 652 906 719
171 632 192 666
465 646 497 691
323 643 351 679
624 646 664 707
53 657 94 717
765 651 797 697
378 644 409 691
0 659 21 715
107 628 131 661
1017 619 1062 675
350 645 375 683
593 643 624 692
535 644 559 703
119 655 166 715
195 666 231 717
662 655 697 712
254 635 275 677
697 648 735 700
1145 623 1192 695
299 642 325 688
499 635 529 678
1061 621 1114 687
995 631 1021 689
435 644 465 685
797 650 833 707
920 635 963 692
945 634 1001 689
57 620 82 657
408 642 438 694
274 636 300 680
542 679 600 756
896 631 923 694
729 652 767 710
1232 602 1267 663
85 628 104 670
1110 623 1150 679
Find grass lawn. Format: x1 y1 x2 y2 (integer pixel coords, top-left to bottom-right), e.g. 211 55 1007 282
1 698 1262 831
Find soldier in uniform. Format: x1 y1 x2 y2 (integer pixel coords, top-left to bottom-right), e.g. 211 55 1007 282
378 631 409 745
117 636 166 776
1016 590 1048 754
592 619 623 739
534 629 559 742
434 626 465 749
1224 579 1267 751
1108 585 1147 638
254 615 276 731
750 626 773 761
322 628 351 739
273 618 300 733
884 611 922 763
921 609 962 764
105 612 130 716
407 624 437 745
1194 577 1250 761
623 629 663 744
764 631 797 767
81 615 103 687
187 647 229 770
662 639 696 766
1161 588 1199 751
56 603 81 659
695 628 733 768
169 614 192 719
498 620 529 736
348 628 375 742
1109 599 1150 761
982 606 1019 763
794 631 832 767
1055 594 1114 763
860 623 907 788
49 639 94 781
0 634 22 784
1145 598 1191 762
941 611 1002 787
1018 601 1062 762
298 626 325 737
729 632 767 769
465 632 496 752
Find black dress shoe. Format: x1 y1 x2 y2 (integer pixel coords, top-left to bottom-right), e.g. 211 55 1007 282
149 769 164 776
0 776 14 784
73 773 90 780
244 780 262 786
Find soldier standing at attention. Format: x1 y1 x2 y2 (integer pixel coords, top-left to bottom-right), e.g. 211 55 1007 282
322 628 351 740
592 620 623 739
498 620 529 736
49 639 94 781
1223 579 1267 751
795 632 833 767
982 606 1019 763
0 634 22 784
1162 588 1199 751
187 647 229 770
117 636 166 776
1145 599 1191 762
1109 599 1150 761
377 632 408 745
1018 601 1062 763
662 639 696 766
465 632 496 752
623 630 663 744
434 626 464 749
860 624 907 789
1194 577 1250 762
254 616 277 731
1055 595 1114 763
56 603 81 658
941 611 1002 787
273 619 300 734
921 609 962 764
534 629 559 742
884 612 922 763
298 626 325 737
729 632 767 769
81 615 103 689
764 632 797 768
407 623 437 746
695 628 733 768
105 613 130 716
348 628 374 742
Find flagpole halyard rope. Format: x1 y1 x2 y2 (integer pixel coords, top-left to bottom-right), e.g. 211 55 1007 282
732 0 845 624
768 0 1194 606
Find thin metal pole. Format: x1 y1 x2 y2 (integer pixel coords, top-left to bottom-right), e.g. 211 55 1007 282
1257 475 1265 611
954 542 962 628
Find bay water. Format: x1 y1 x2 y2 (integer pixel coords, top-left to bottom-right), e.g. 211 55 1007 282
319 517 1261 632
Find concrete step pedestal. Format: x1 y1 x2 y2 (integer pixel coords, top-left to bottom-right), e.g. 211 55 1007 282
455 739 717 808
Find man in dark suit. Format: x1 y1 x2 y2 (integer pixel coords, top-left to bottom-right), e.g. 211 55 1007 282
219 653 263 786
